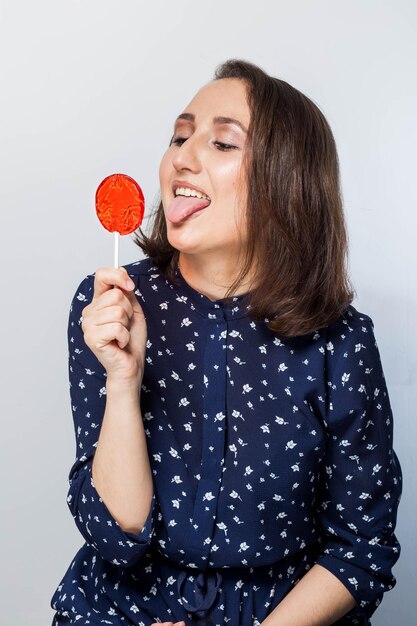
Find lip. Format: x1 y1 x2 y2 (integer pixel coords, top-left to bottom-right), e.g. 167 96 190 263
172 179 211 200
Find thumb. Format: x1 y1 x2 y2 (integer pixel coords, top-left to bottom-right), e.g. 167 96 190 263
119 265 136 296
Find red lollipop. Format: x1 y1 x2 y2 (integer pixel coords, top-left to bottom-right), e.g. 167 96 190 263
95 173 145 267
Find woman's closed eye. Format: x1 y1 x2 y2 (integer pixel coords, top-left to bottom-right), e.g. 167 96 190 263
213 140 238 151
170 136 237 151
170 136 188 147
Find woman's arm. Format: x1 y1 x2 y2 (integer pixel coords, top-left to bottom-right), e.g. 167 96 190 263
260 564 356 626
83 266 153 532
266 311 402 626
262 311 402 625
92 376 153 534
66 271 159 566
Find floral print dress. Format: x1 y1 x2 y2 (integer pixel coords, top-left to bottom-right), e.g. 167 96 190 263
50 258 402 626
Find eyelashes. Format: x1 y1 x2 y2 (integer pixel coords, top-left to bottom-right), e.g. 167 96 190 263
169 136 237 151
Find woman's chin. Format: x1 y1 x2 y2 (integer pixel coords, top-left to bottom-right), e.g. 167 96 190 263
166 219 210 254
166 230 204 256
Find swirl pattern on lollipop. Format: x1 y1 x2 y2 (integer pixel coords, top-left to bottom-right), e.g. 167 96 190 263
96 173 145 235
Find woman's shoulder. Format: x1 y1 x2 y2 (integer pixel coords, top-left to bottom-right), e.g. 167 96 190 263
322 303 383 374
288 304 376 358
324 303 375 346
330 303 374 331
122 256 160 278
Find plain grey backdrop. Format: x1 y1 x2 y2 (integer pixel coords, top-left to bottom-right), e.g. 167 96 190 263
1 0 415 624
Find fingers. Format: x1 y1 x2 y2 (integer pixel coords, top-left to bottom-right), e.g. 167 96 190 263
93 267 135 298
88 305 131 329
84 320 131 351
89 286 134 317
82 272 135 330
80 266 148 361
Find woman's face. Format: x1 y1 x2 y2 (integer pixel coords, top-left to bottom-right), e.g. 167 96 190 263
159 78 250 259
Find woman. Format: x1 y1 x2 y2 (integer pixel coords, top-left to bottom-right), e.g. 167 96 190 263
50 59 402 626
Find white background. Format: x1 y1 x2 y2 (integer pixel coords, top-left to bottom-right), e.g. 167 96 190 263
0 1 415 624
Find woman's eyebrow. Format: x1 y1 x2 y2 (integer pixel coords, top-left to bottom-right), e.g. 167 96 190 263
175 112 247 133
214 116 248 133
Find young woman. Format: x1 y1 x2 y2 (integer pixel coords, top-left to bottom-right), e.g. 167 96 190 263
50 59 402 626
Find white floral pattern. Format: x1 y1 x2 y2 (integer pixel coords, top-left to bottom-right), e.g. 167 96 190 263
50 258 402 626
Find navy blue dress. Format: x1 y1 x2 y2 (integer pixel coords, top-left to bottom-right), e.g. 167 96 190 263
50 258 402 626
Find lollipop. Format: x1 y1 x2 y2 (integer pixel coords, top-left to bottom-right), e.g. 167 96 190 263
95 173 145 268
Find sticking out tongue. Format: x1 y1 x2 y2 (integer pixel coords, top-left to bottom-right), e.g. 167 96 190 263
167 196 211 224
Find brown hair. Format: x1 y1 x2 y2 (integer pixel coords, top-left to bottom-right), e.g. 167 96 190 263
135 58 354 338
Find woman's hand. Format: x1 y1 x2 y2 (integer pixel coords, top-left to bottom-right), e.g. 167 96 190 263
81 267 147 385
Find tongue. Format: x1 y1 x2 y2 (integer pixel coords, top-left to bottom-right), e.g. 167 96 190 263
167 196 210 224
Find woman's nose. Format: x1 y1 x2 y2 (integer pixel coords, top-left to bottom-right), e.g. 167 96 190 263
172 136 202 173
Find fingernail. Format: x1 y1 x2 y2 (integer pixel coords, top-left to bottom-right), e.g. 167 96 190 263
126 278 135 289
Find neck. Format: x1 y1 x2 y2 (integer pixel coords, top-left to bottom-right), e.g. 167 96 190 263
178 252 252 301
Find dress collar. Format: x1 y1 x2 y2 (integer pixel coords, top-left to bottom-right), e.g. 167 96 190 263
170 265 252 321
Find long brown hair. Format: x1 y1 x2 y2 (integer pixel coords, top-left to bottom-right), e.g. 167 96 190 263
135 58 354 338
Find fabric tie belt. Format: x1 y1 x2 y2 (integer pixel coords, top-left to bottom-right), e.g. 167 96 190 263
177 570 222 620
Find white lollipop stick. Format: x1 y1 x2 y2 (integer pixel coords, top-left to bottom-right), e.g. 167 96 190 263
114 231 119 269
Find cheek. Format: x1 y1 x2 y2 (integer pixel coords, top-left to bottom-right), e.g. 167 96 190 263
214 164 244 206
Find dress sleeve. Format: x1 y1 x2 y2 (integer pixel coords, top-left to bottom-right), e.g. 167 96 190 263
314 312 402 620
65 274 159 567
